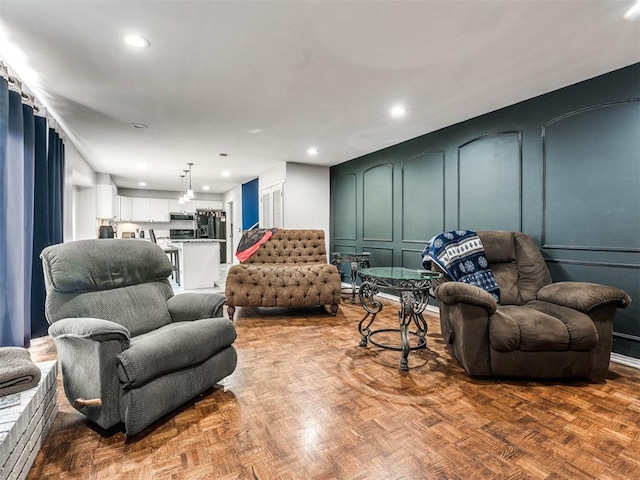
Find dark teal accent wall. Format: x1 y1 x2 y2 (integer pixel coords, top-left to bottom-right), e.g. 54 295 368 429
330 63 640 359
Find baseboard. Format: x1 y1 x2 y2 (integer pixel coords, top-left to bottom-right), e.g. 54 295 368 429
610 352 640 370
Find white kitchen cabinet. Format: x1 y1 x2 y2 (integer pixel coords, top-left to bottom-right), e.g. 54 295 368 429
149 198 169 221
131 197 150 221
119 196 133 221
167 199 183 213
96 184 117 219
117 195 222 222
189 200 209 211
128 197 170 221
193 200 224 211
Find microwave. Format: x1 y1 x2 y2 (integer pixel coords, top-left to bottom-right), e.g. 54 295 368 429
170 212 195 221
169 229 196 240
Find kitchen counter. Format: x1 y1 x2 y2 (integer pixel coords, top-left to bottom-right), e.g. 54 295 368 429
169 241 220 289
169 239 226 244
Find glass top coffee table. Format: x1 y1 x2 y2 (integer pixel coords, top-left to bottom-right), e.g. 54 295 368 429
357 267 443 371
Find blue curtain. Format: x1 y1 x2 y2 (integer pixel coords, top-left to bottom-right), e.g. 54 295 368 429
22 102 36 345
0 78 10 345
48 128 64 245
31 125 65 337
30 115 50 338
0 76 64 346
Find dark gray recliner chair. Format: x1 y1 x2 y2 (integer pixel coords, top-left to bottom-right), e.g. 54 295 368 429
432 231 631 381
41 239 237 435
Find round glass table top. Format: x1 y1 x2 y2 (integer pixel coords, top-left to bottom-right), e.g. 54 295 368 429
358 267 442 281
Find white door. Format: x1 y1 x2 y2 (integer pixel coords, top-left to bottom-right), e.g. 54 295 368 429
261 182 284 228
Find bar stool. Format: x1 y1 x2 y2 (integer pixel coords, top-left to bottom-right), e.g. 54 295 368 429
163 246 181 286
149 230 180 286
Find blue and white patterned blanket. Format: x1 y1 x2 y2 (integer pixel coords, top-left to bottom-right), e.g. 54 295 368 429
422 230 500 303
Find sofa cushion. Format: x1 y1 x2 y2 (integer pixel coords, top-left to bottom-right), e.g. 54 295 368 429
117 318 237 388
478 231 516 264
477 231 552 306
225 263 341 308
489 302 597 353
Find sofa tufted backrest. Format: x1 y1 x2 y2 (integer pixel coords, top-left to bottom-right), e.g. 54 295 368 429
41 239 174 336
477 231 552 305
244 229 329 264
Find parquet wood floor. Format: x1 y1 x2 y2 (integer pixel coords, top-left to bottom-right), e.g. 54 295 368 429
26 300 640 480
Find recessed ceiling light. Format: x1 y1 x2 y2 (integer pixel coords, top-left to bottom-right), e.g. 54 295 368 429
138 182 147 187
390 105 407 118
130 123 148 129
202 185 210 190
624 0 640 19
124 34 150 49
307 147 319 156
221 171 231 177
248 128 263 134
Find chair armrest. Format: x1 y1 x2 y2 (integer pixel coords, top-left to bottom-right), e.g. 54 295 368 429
537 282 631 314
434 282 498 314
47 317 130 431
167 293 227 321
48 317 130 349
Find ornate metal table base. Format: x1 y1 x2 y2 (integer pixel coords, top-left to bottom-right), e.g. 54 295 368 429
331 252 371 303
357 267 441 371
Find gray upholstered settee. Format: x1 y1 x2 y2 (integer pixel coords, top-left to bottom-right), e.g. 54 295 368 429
41 239 237 435
432 231 631 381
225 229 341 320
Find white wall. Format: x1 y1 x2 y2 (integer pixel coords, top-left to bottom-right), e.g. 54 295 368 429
257 161 330 236
64 141 96 241
258 162 286 193
284 162 330 236
224 184 243 264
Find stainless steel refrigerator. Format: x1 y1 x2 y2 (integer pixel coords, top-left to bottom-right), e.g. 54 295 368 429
196 209 227 263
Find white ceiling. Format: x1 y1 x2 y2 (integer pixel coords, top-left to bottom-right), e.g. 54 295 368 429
1 1 639 194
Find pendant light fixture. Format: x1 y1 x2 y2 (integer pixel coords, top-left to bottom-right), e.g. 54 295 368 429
186 162 195 199
182 169 191 202
178 174 186 205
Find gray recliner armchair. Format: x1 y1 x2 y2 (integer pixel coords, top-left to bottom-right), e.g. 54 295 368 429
430 231 631 381
41 239 237 435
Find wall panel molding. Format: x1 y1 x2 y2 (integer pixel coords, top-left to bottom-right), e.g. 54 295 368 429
362 246 394 268
332 244 357 254
401 248 426 269
457 130 522 231
545 258 639 269
363 164 394 242
332 173 357 241
401 151 445 243
542 99 640 252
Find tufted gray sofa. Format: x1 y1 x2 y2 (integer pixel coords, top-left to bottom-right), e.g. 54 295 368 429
225 229 341 319
41 239 237 436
